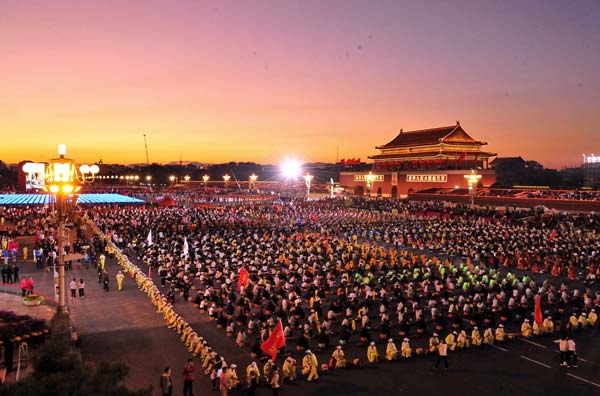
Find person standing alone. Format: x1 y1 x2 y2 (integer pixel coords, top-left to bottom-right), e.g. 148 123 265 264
434 339 449 369
183 358 195 396
160 367 173 396
70 278 78 298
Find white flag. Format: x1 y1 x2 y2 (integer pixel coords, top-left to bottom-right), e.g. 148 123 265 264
147 230 153 246
183 237 189 257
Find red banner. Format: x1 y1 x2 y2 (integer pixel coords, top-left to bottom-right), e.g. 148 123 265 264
260 320 286 361
238 267 249 289
534 294 543 326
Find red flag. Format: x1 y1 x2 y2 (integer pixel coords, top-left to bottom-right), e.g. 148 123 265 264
549 230 557 241
148 267 153 280
260 320 286 361
534 294 543 326
238 267 249 289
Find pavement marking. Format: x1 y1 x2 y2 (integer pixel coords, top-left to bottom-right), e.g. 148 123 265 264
519 338 548 349
490 344 509 352
520 355 551 369
553 351 588 363
567 374 600 388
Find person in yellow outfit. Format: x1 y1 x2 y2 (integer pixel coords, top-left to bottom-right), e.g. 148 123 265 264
578 313 589 329
471 327 482 346
495 324 505 342
569 314 579 330
282 355 297 381
246 361 260 389
385 338 398 360
263 359 275 383
302 350 319 382
332 345 346 368
457 330 469 349
588 309 597 326
367 341 379 363
542 317 554 334
401 337 412 358
445 331 457 351
116 270 125 291
429 333 440 353
226 364 239 389
532 321 541 336
483 327 494 345
521 319 532 337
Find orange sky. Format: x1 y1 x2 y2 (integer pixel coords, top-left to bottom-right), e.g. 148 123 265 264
2 1 599 169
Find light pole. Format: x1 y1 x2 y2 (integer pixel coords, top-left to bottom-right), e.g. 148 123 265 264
223 174 230 193
169 175 176 185
202 175 210 192
249 173 258 192
365 171 376 197
184 175 191 183
304 173 313 200
46 144 98 313
146 175 152 185
464 169 482 207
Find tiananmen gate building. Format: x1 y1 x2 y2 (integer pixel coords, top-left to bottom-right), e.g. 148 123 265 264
340 122 496 197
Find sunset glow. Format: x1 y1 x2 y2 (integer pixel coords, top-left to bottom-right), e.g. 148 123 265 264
2 1 599 168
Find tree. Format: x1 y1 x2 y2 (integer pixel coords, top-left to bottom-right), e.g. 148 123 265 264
0 339 151 396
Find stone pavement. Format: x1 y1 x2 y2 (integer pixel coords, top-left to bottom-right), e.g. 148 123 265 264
12 258 216 396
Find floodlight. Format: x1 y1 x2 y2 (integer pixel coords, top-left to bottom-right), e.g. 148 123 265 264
281 158 302 179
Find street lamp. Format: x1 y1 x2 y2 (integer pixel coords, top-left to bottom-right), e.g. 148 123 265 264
365 171 377 197
202 175 210 192
304 173 313 200
45 144 98 313
146 175 152 185
184 175 191 182
169 175 176 185
249 173 258 192
464 169 482 207
223 174 230 192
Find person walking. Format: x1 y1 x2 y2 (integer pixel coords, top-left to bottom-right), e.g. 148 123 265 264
116 270 125 291
78 278 85 298
567 336 578 368
219 365 229 396
102 268 109 291
160 367 173 396
183 358 195 396
554 337 568 367
70 278 78 298
270 367 281 396
434 339 449 369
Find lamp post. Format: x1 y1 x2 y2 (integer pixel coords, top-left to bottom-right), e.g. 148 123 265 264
184 175 191 183
169 175 176 185
146 175 152 185
304 173 313 200
46 144 98 313
223 174 230 193
464 169 482 207
365 171 376 197
249 173 258 192
202 175 210 192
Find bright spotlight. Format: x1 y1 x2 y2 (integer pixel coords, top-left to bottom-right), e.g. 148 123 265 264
281 158 302 179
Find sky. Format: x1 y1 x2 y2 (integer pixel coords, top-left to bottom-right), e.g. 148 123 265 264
1 0 599 168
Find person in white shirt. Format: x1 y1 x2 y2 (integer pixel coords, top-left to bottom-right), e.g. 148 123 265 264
554 337 568 366
567 336 577 368
69 278 78 298
434 339 448 369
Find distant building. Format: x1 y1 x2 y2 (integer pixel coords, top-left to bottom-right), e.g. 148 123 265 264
339 122 496 197
583 154 600 188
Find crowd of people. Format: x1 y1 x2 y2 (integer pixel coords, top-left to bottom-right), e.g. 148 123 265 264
84 198 600 393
